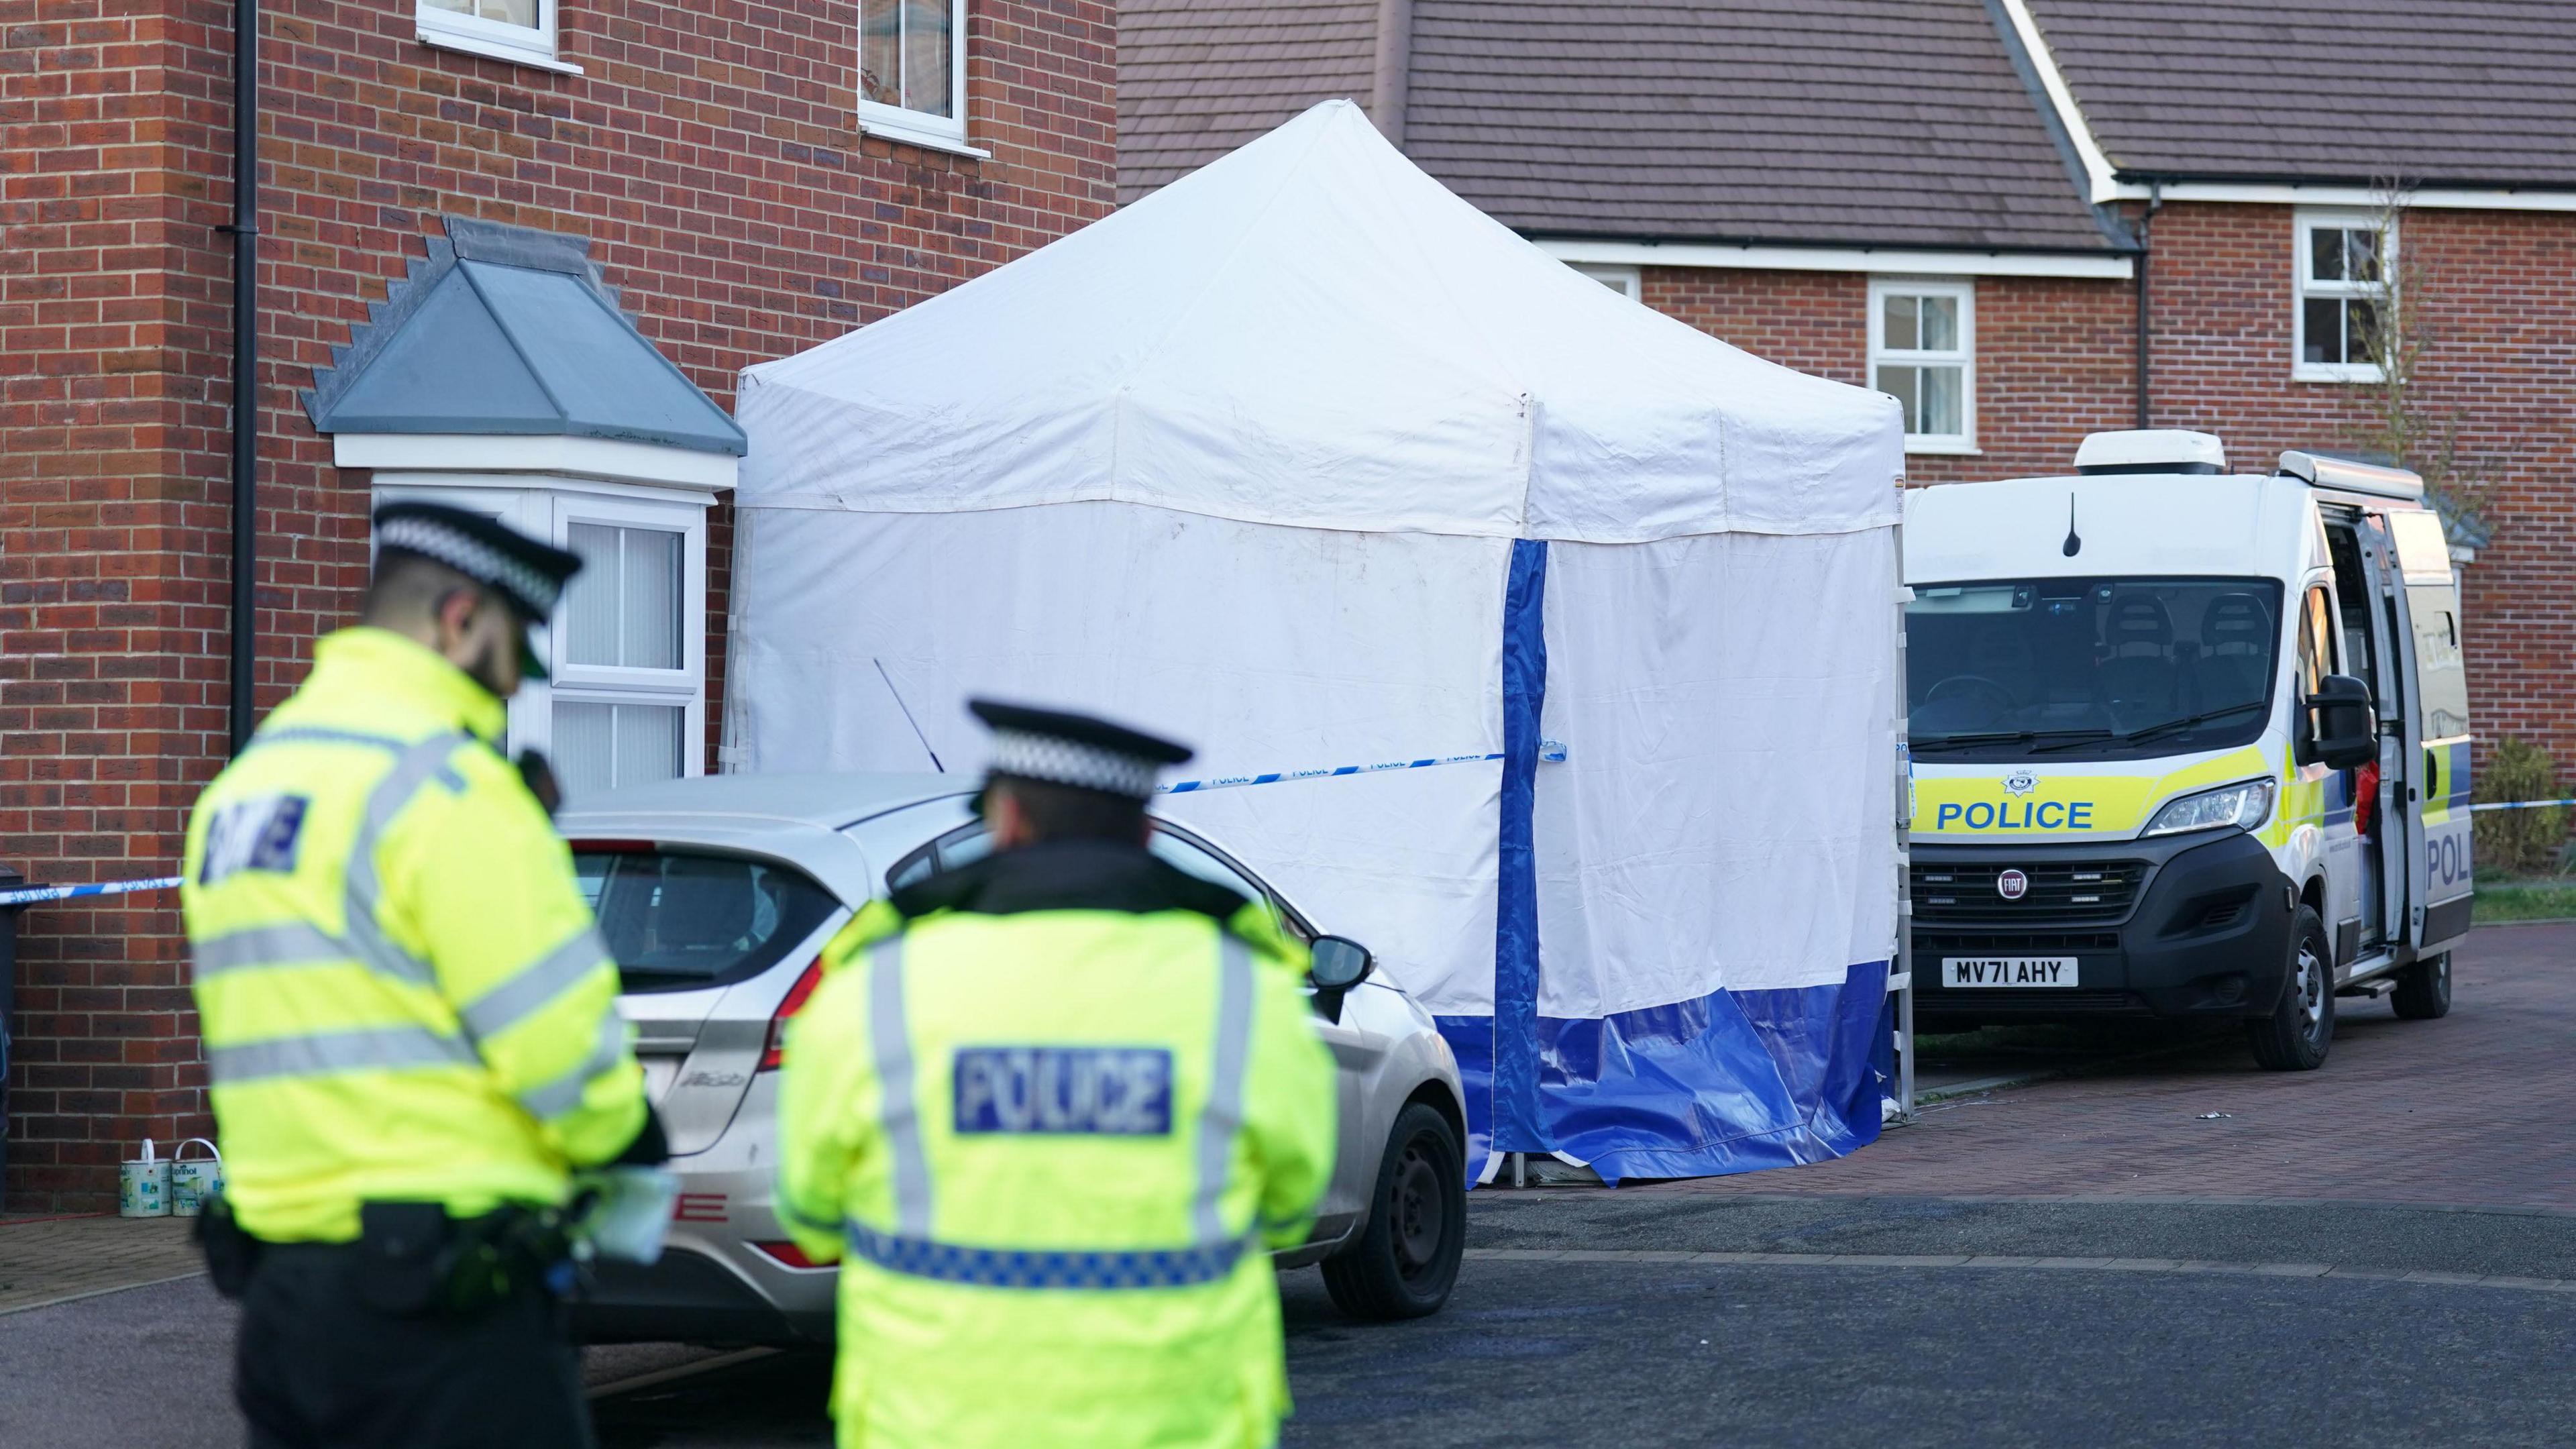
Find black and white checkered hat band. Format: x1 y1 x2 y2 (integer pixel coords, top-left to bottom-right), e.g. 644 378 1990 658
987 730 1161 798
377 517 564 617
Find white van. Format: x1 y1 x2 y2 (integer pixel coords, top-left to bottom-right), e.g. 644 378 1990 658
1903 431 2472 1069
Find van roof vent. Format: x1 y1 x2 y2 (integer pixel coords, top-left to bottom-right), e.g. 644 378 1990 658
2073 429 2229 476
2277 450 2425 501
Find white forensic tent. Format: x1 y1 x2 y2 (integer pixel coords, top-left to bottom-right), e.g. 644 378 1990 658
728 100 1907 1182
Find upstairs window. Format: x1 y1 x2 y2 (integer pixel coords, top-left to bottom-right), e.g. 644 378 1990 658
2295 213 2390 382
1870 279 1976 454
417 0 573 72
859 0 976 154
1568 263 1642 301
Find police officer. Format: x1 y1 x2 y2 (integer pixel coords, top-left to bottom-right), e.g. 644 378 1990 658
182 502 660 1449
776 701 1338 1448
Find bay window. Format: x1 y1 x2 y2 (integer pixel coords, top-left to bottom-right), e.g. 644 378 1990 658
370 479 710 802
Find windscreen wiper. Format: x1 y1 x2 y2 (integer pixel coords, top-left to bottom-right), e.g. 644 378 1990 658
2032 700 2267 753
1911 728 2110 753
2101 701 2269 749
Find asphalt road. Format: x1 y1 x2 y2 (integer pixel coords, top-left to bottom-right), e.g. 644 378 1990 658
575 1194 2576 1449
9 1195 2576 1446
13 927 2573 1446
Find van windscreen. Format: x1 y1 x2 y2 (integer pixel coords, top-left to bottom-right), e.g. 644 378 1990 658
572 847 842 995
1907 578 2284 763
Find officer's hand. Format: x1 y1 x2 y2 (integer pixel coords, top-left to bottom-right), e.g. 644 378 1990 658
610 1105 670 1167
517 749 564 817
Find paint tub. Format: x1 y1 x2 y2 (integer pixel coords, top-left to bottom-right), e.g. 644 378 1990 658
119 1138 170 1218
170 1138 223 1218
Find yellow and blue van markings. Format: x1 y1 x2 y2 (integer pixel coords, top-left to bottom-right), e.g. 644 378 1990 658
1913 746 2271 840
2422 738 2473 826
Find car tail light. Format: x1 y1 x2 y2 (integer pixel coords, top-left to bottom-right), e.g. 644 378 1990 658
753 1240 825 1269
758 957 824 1071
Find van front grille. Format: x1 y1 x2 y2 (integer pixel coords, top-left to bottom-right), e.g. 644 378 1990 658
1910 861 2147 925
1913 930 2123 957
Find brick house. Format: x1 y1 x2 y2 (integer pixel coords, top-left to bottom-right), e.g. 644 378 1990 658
1124 0 2576 755
2 0 1116 1210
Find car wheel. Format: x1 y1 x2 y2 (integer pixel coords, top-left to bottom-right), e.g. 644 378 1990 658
1320 1102 1464 1321
2247 904 2334 1071
2390 951 2453 1020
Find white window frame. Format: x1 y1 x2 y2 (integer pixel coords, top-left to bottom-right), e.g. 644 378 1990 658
1868 277 1978 455
366 476 709 786
416 0 582 74
855 0 983 158
1568 262 1641 301
2293 211 2392 384
547 492 708 792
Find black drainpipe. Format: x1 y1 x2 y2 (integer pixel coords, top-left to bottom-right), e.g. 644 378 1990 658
2133 180 2162 429
225 0 261 753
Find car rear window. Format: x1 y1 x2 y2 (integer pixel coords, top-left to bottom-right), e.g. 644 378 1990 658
572 847 842 995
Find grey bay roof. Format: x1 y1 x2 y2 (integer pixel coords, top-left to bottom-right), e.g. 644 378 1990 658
2027 0 2576 189
304 218 747 456
1121 0 2127 253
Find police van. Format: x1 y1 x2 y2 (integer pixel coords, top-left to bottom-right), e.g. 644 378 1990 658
1904 431 2472 1069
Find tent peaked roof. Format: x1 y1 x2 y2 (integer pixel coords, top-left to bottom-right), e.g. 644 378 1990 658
738 99 1901 541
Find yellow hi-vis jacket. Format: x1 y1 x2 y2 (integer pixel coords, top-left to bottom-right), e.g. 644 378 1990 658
180 627 646 1244
776 846 1338 1449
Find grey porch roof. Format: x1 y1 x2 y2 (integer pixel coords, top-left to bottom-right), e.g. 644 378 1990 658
2027 0 2576 189
1120 0 2127 254
304 218 747 456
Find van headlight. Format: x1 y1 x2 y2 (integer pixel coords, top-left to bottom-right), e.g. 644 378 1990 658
2143 778 2275 837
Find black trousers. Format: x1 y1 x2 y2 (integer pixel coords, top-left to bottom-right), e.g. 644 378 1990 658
234 1244 594 1449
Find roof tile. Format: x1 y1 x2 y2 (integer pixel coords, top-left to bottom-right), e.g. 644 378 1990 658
1122 0 2122 252
2027 0 2576 185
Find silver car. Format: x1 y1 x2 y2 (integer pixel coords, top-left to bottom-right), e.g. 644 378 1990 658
557 773 1468 1342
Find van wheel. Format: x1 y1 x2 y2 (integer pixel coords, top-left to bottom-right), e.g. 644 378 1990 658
1322 1103 1464 1321
2247 906 2334 1071
2391 953 2453 1020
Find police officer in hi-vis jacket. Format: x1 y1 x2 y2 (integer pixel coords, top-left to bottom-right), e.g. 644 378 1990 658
182 502 662 1449
776 700 1338 1448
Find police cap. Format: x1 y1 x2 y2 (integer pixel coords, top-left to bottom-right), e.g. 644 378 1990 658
969 699 1193 802
374 502 582 622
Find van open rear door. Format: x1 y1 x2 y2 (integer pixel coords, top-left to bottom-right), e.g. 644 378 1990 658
2387 511 2474 947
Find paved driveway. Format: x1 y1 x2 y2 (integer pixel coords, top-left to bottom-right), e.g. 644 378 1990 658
1662 921 2573 1210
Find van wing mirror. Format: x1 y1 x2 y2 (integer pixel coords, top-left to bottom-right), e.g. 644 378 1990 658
2302 674 2378 771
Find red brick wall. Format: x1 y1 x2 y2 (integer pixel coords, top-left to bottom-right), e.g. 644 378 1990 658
1643 267 1868 384
1639 205 2574 782
3 0 1116 1211
2132 205 2576 767
1644 264 2144 487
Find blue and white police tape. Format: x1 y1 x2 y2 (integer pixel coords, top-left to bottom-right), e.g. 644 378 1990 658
0 875 185 909
0 779 2558 906
1159 740 1568 796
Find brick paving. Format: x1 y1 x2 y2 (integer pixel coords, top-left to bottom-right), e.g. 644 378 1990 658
0 1216 199 1315
1644 922 2576 1211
